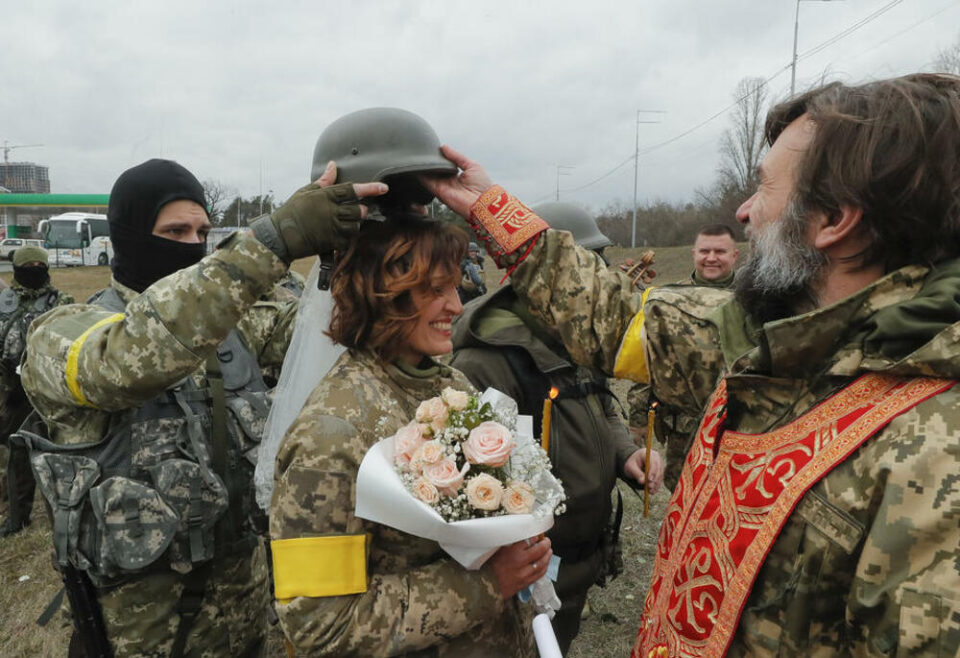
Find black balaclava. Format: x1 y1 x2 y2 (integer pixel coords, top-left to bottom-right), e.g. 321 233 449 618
108 159 209 292
13 265 50 290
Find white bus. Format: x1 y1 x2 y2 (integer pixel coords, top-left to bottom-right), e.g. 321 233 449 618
39 212 114 267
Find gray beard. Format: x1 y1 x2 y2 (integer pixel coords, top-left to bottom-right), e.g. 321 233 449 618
734 200 828 324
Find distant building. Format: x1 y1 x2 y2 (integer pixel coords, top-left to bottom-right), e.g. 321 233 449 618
0 161 50 193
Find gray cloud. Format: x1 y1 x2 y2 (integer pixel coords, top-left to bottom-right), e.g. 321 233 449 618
3 0 957 217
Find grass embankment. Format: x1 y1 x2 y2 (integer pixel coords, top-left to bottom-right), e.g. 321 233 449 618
0 244 714 657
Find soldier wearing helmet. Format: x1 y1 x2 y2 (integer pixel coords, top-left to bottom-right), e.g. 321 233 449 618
0 246 73 537
450 202 664 655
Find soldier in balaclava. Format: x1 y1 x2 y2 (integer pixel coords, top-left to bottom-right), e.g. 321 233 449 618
17 157 385 658
0 245 73 537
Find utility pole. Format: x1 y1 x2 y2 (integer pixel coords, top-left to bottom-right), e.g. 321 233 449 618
632 110 665 248
791 0 842 97
555 165 574 201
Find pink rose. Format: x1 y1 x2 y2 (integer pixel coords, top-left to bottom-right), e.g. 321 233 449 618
415 440 445 465
411 478 440 505
463 421 514 467
394 421 427 470
466 473 504 511
502 481 535 515
422 457 470 497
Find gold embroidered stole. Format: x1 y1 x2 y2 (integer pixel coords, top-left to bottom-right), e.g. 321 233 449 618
632 373 955 658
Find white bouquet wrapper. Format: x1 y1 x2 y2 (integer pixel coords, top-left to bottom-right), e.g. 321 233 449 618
356 388 566 616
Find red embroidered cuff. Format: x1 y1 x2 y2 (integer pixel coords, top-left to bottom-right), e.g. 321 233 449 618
469 186 548 264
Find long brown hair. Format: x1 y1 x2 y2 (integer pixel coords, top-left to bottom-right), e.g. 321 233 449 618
765 73 960 271
328 217 468 361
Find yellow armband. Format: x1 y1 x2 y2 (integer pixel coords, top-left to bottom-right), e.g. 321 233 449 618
65 313 125 407
613 288 653 383
271 534 369 601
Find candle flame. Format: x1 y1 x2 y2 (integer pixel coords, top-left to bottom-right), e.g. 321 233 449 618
549 387 559 400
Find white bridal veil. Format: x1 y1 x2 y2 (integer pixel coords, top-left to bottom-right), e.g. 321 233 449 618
255 260 345 510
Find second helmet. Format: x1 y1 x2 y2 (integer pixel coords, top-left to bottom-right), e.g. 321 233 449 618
532 202 612 251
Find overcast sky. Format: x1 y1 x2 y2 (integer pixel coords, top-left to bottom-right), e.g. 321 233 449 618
3 0 958 215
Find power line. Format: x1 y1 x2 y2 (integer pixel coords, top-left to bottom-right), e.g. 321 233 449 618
798 0 903 60
556 0 932 196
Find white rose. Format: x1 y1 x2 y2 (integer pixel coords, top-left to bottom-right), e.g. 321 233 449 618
463 421 514 467
416 440 445 465
466 473 504 511
441 387 470 411
502 481 535 515
415 397 448 424
411 478 440 505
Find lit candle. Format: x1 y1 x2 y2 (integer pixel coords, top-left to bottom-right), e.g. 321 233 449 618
541 387 558 453
645 402 657 518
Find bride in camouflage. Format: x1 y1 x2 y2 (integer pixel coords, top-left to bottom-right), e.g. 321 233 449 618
269 216 550 657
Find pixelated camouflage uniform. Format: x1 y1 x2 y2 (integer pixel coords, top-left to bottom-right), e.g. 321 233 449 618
0 280 73 525
626 270 734 492
21 232 295 658
271 348 536 658
450 285 638 655
481 220 959 656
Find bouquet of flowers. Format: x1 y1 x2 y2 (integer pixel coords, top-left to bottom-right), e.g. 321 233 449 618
394 387 562 522
355 387 566 616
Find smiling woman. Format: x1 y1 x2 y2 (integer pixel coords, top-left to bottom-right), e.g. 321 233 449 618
269 213 546 656
327 217 466 363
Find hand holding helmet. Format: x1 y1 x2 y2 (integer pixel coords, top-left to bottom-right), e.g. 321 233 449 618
249 166 387 263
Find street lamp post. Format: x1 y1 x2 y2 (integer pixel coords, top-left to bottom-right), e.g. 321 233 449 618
791 0 842 97
555 165 574 201
632 110 665 248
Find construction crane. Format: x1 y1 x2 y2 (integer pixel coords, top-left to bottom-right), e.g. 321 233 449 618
2 140 44 164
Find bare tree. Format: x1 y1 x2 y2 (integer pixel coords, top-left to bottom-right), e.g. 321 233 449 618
932 32 960 74
202 179 235 226
717 77 769 196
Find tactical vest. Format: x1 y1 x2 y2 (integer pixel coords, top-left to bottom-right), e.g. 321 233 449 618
15 287 271 588
0 286 62 369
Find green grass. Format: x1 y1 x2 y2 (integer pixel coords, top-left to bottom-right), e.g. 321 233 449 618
0 245 713 657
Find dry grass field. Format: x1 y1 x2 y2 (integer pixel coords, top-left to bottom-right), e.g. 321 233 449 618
0 243 728 657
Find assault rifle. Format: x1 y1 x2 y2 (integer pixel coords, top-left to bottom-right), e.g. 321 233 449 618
61 564 114 658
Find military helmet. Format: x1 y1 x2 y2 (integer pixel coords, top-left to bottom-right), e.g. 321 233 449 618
532 202 611 250
12 245 48 267
310 108 456 208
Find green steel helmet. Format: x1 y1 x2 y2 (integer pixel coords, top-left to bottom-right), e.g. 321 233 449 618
532 202 611 250
310 107 456 209
12 245 48 267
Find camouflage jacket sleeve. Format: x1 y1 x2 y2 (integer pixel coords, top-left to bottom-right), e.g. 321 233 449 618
508 229 644 376
236 299 297 369
272 386 506 656
22 232 287 418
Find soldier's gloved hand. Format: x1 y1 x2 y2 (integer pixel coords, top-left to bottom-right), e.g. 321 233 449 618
249 161 388 263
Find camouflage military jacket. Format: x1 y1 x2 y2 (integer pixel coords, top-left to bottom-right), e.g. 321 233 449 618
501 227 960 656
22 233 294 445
626 272 734 491
270 348 536 658
0 281 74 435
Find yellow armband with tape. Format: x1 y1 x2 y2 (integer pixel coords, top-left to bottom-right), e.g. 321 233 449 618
271 534 369 601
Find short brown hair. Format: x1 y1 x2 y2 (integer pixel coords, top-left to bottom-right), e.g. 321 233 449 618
697 224 736 240
765 73 960 271
328 217 467 361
